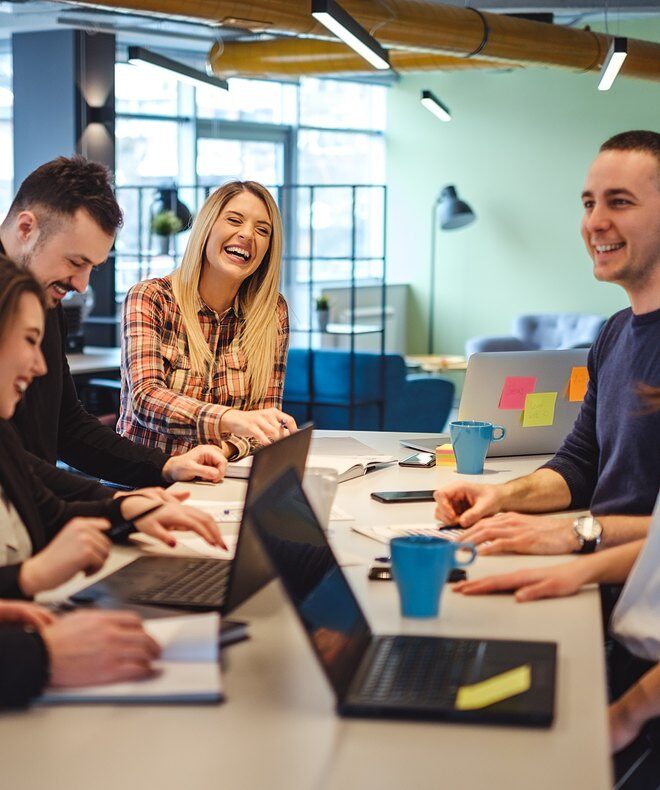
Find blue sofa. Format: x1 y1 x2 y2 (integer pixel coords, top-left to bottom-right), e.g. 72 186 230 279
465 313 606 357
283 348 455 432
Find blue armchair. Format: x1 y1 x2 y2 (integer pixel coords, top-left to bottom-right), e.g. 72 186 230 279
465 313 606 357
283 348 455 432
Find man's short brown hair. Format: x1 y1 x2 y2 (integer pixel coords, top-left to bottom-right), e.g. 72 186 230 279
7 155 123 237
600 130 660 177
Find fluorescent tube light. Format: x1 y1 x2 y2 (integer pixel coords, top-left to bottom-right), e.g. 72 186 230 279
127 46 229 91
311 0 390 71
598 37 627 91
421 89 452 122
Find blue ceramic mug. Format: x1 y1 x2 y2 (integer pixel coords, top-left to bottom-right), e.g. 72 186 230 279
390 536 477 618
450 420 506 474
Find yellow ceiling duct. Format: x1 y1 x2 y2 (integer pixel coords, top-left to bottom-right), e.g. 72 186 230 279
209 37 510 78
67 0 660 82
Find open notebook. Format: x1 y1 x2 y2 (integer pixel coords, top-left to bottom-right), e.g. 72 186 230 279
39 613 222 704
226 452 395 483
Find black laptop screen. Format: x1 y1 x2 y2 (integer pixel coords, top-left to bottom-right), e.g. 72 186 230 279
250 468 372 701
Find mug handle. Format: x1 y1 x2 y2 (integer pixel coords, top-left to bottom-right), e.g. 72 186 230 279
453 542 477 567
491 425 506 442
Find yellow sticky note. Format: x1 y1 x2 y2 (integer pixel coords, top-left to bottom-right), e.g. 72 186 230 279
455 664 532 711
568 366 589 402
435 443 456 468
522 392 557 427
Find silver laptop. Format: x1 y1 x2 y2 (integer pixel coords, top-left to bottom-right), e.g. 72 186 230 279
458 349 589 457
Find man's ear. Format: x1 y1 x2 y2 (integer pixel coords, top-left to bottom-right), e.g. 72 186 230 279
15 210 39 245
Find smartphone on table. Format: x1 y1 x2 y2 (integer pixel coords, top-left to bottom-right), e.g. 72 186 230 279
370 490 436 504
399 452 436 468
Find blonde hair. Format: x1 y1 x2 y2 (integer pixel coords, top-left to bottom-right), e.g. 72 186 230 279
171 181 283 406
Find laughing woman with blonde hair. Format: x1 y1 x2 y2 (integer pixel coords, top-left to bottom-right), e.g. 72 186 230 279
118 181 296 458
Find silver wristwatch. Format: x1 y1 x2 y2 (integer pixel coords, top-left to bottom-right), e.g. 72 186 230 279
572 515 603 554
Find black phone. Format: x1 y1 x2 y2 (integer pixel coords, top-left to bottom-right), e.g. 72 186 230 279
370 490 436 504
399 452 436 468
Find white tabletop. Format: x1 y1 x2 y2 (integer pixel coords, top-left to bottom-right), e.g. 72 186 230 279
0 431 611 790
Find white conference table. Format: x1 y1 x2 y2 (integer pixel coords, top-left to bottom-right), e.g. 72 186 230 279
0 432 611 790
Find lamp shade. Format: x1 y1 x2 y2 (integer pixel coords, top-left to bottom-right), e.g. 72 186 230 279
437 185 476 230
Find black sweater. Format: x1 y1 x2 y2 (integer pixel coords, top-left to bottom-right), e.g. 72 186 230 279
11 306 168 497
544 307 660 515
0 420 126 708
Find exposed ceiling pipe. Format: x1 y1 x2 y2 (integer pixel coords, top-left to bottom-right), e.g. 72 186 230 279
64 0 660 82
209 38 511 77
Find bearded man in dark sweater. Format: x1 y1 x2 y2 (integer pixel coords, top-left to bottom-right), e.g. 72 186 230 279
434 130 660 555
0 155 232 499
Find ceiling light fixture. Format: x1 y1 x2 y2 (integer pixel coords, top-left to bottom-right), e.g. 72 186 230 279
598 37 627 91
311 0 390 71
127 46 229 91
421 89 452 122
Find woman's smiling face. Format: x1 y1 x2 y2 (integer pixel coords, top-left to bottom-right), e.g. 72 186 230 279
0 292 47 419
203 191 273 290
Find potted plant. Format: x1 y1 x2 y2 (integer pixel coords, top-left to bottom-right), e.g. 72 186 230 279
315 295 330 332
151 210 183 255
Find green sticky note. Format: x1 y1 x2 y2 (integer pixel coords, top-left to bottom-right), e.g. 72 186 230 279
522 392 557 427
455 664 532 711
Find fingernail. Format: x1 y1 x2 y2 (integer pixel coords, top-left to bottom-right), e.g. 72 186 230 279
169 539 176 548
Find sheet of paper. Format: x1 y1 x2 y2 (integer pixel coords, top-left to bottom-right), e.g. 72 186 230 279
499 376 537 410
455 664 531 710
186 499 354 523
568 366 589 402
522 392 557 427
40 613 222 704
351 523 461 544
131 531 238 560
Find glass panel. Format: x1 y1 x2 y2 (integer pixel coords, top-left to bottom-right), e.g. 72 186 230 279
197 137 283 186
115 62 180 116
298 130 385 185
196 78 297 125
116 118 180 185
299 78 386 131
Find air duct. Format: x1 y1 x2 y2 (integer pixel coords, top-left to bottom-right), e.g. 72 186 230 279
64 0 660 82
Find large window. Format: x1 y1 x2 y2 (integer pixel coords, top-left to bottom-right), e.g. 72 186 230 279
0 50 13 217
115 62 386 297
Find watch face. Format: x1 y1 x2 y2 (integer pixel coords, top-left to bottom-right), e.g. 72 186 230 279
577 516 602 540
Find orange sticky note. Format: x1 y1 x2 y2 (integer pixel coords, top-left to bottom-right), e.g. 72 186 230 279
522 392 557 427
569 366 589 402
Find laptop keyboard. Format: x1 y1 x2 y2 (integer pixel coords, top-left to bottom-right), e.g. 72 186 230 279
130 559 231 608
356 635 481 707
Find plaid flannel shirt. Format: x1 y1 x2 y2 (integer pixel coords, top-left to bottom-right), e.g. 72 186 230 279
118 276 289 458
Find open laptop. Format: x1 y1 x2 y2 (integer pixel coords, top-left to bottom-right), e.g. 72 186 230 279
72 424 313 613
458 349 589 456
249 468 557 727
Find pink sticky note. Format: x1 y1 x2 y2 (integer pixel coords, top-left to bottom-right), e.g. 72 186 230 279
499 376 537 410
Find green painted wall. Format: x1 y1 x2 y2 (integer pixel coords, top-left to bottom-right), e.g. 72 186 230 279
386 18 660 355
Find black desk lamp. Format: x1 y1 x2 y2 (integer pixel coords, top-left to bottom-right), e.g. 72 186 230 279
428 185 476 353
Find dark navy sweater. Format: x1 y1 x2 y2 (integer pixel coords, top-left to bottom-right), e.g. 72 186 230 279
544 307 660 515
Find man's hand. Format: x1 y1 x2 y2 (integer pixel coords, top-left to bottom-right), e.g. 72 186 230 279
459 513 579 555
452 559 591 602
19 518 111 596
42 610 161 687
434 482 504 527
119 496 226 549
0 600 56 629
221 408 298 445
162 445 228 484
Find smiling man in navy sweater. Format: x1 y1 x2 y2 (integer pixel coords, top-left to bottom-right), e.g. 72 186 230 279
434 130 660 555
